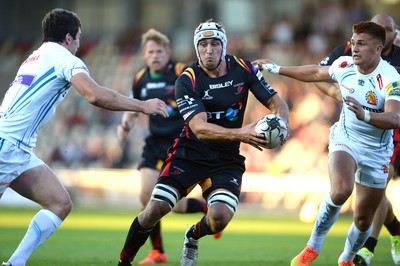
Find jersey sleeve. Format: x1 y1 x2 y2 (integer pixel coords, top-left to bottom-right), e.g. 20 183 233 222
248 63 277 103
132 68 146 100
175 67 205 123
57 55 89 82
328 56 353 82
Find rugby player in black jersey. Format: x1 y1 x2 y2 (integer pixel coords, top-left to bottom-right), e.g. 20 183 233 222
117 19 289 266
316 14 400 266
117 28 215 265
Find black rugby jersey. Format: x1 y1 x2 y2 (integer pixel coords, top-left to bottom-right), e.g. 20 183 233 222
133 61 186 139
175 55 277 152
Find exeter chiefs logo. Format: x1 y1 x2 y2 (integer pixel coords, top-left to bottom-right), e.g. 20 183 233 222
365 91 377 106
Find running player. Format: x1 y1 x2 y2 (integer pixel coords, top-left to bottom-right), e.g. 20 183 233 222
316 13 400 266
116 19 289 266
0 8 167 266
254 20 400 266
117 28 217 265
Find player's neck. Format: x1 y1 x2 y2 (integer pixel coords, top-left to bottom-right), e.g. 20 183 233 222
200 61 227 78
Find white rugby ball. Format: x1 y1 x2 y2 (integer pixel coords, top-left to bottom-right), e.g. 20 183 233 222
255 114 288 149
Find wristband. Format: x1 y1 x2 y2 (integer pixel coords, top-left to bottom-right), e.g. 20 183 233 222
262 63 281 74
363 110 371 123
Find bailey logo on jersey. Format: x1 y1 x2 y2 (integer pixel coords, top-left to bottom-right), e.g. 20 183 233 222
365 91 377 106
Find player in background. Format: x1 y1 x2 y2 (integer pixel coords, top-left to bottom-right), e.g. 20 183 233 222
0 8 168 266
116 19 289 266
117 28 219 265
315 13 400 266
254 21 400 266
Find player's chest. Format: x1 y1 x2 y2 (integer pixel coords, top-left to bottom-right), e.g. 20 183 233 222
199 77 248 108
140 80 175 100
340 75 385 109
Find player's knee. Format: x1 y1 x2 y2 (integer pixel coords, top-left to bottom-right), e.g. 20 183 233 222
208 190 238 213
353 215 372 232
151 183 179 210
330 187 352 205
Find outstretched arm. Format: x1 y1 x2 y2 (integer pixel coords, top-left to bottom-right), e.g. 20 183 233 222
71 72 168 117
252 59 332 83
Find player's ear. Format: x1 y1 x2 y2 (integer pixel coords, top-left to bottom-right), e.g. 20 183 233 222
65 33 73 44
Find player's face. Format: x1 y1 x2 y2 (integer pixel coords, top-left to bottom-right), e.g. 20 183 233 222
142 40 171 74
197 38 222 70
350 33 382 68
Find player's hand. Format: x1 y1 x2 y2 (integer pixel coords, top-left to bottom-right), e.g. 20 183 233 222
251 59 280 74
239 121 268 151
117 122 130 141
143 98 169 118
345 96 368 121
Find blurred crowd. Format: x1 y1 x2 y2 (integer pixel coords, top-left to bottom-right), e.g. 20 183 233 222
0 1 377 176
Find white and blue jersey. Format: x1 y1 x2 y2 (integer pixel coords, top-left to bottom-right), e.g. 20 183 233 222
329 56 400 149
0 42 88 152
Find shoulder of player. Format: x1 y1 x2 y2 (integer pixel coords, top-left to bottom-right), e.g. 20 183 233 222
133 67 147 86
228 55 255 73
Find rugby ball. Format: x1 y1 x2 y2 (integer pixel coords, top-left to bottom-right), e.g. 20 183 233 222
255 114 288 149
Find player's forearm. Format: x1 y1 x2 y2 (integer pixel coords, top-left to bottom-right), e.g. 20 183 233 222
279 65 325 82
192 123 241 142
368 111 400 129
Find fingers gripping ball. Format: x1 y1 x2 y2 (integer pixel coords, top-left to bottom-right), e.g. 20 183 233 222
255 114 288 149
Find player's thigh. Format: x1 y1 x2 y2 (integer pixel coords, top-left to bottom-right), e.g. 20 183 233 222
354 182 385 225
11 164 71 209
328 150 357 190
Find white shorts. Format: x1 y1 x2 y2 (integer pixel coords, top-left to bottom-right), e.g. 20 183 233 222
0 138 44 195
328 125 392 189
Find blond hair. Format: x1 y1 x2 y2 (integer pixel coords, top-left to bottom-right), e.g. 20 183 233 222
141 28 170 49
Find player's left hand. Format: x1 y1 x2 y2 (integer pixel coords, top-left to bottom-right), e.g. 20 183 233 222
345 96 367 121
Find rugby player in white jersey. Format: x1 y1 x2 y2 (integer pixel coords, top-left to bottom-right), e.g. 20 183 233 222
253 21 400 266
0 8 167 266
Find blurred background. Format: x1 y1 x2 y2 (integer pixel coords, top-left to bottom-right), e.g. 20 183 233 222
1 0 400 221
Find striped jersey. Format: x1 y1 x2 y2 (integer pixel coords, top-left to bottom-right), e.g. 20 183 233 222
0 42 88 152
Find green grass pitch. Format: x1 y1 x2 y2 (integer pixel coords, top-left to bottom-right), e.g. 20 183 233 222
0 207 394 265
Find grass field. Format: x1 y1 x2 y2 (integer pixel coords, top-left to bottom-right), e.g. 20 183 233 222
0 207 394 265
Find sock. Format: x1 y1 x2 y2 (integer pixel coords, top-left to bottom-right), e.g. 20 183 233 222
149 221 164 253
363 237 378 253
9 209 62 266
185 198 208 214
119 217 153 263
187 216 212 240
339 223 372 262
385 216 400 236
307 194 342 253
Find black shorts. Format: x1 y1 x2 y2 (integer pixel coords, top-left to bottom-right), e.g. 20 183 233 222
138 136 175 171
157 141 245 200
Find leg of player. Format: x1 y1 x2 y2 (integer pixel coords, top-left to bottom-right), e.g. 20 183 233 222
118 181 181 266
137 168 168 265
291 151 355 266
180 189 237 266
4 164 72 266
354 165 400 266
174 197 222 239
339 183 384 265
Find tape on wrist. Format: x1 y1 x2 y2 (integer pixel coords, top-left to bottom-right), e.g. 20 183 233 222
363 110 371 123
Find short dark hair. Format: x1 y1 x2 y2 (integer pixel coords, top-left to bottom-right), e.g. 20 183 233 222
353 21 386 45
42 8 81 43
